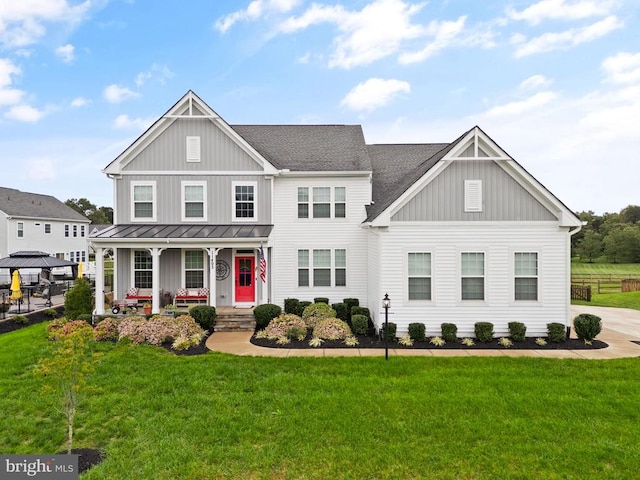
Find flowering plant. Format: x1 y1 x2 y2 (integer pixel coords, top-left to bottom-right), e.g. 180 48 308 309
313 317 351 340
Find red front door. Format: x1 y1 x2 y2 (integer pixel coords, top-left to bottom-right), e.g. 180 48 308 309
235 256 255 303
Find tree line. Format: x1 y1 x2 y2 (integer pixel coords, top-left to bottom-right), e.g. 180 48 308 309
573 205 640 263
65 198 113 225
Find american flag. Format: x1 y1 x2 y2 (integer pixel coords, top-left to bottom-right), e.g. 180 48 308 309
259 246 267 283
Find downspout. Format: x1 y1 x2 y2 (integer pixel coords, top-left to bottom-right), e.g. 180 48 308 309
566 221 586 333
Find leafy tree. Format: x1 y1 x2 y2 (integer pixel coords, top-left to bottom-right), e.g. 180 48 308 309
64 278 94 320
621 205 640 225
603 225 640 263
65 198 113 225
576 231 603 263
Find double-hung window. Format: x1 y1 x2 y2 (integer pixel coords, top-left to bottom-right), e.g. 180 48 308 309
132 182 156 221
298 186 346 219
65 225 69 237
73 225 78 237
408 253 431 300
182 182 206 221
134 250 153 288
17 222 24 238
44 223 51 234
233 182 256 221
515 252 538 301
298 249 347 287
184 250 205 288
461 252 484 300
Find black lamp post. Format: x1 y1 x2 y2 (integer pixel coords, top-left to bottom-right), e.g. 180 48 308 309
382 293 390 360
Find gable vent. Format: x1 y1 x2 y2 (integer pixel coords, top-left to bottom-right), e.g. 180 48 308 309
186 136 201 162
464 180 482 212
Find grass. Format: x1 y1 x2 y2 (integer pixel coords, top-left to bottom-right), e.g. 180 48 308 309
1 324 640 479
571 261 640 275
572 291 640 310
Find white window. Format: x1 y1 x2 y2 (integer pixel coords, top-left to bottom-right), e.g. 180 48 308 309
81 251 86 262
182 182 207 221
17 222 24 238
232 182 257 222
134 250 153 288
44 223 52 234
73 225 78 237
408 253 431 300
132 182 156 221
461 252 484 300
80 225 85 237
186 136 201 162
65 224 69 237
69 251 75 262
515 252 538 301
298 249 347 287
299 186 347 219
184 250 205 288
464 180 482 212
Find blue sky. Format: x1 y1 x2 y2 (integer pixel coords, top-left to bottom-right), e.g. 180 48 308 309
0 0 638 214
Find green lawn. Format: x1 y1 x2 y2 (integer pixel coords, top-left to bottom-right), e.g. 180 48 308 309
571 261 640 275
1 324 639 479
572 291 640 310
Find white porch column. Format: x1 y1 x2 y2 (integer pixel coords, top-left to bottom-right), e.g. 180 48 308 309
150 247 164 314
94 246 105 315
207 248 220 308
261 246 269 304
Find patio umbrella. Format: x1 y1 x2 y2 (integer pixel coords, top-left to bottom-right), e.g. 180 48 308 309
77 262 83 278
10 270 22 301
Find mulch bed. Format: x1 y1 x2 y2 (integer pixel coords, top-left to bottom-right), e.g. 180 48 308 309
55 448 104 474
161 333 212 356
251 333 608 350
0 307 64 334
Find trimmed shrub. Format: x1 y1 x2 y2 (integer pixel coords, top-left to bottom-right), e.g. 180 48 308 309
76 314 93 324
343 298 359 321
94 318 119 341
351 306 370 319
441 323 458 343
508 322 527 342
313 318 352 340
302 303 337 329
12 315 28 325
189 305 217 331
284 298 301 316
299 301 312 312
351 314 368 335
574 314 602 341
547 322 566 343
408 323 426 342
314 297 329 305
474 322 494 343
264 314 307 340
253 304 282 330
118 314 205 349
380 321 397 341
43 308 58 319
64 278 93 320
332 303 349 323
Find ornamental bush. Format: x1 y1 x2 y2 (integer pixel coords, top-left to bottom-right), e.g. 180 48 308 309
93 318 120 342
302 303 337 329
351 314 368 335
313 317 352 340
284 298 302 316
189 305 216 331
332 303 349 323
441 323 458 343
474 322 494 343
314 297 329 304
547 322 566 343
408 322 426 342
573 314 602 342
351 306 370 319
380 322 397 341
343 298 359 322
508 322 527 342
253 304 282 330
117 315 205 349
264 314 307 340
64 278 93 320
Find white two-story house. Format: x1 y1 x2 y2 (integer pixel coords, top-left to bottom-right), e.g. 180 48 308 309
91 91 582 336
0 187 91 284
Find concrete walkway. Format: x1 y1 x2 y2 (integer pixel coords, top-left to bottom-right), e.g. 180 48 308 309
206 305 640 359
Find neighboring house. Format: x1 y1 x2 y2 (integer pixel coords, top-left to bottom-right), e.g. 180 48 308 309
91 91 582 336
0 187 91 283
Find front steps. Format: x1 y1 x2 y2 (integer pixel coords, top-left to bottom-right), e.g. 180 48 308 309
215 307 255 332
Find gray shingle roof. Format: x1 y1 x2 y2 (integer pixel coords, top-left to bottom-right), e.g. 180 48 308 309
0 187 89 222
232 125 372 171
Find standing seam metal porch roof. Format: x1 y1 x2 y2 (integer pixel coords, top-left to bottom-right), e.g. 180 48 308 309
90 224 273 240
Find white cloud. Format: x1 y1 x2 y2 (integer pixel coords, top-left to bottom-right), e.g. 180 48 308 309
70 96 89 107
519 75 551 90
341 78 410 112
215 0 299 33
507 0 615 25
26 157 56 181
55 43 75 63
0 88 23 105
4 104 46 122
113 114 153 130
480 91 559 118
602 51 640 84
399 16 467 64
134 64 174 87
103 84 139 103
514 15 622 57
0 0 92 48
0 58 24 105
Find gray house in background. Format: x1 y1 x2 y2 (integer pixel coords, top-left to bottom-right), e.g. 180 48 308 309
0 187 90 284
91 90 582 337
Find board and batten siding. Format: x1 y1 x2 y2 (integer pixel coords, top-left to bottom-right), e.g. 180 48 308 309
371 223 571 337
121 118 263 172
115 174 271 224
269 175 371 308
392 160 557 222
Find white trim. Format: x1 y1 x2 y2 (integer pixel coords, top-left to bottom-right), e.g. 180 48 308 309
232 249 257 307
459 251 486 303
181 181 208 222
464 179 482 212
182 249 207 289
186 136 201 163
511 250 540 304
231 181 258 222
405 250 433 304
130 181 157 222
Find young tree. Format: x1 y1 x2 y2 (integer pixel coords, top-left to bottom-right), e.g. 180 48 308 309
576 231 603 263
64 278 94 320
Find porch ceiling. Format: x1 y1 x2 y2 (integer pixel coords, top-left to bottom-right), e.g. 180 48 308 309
90 224 273 241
